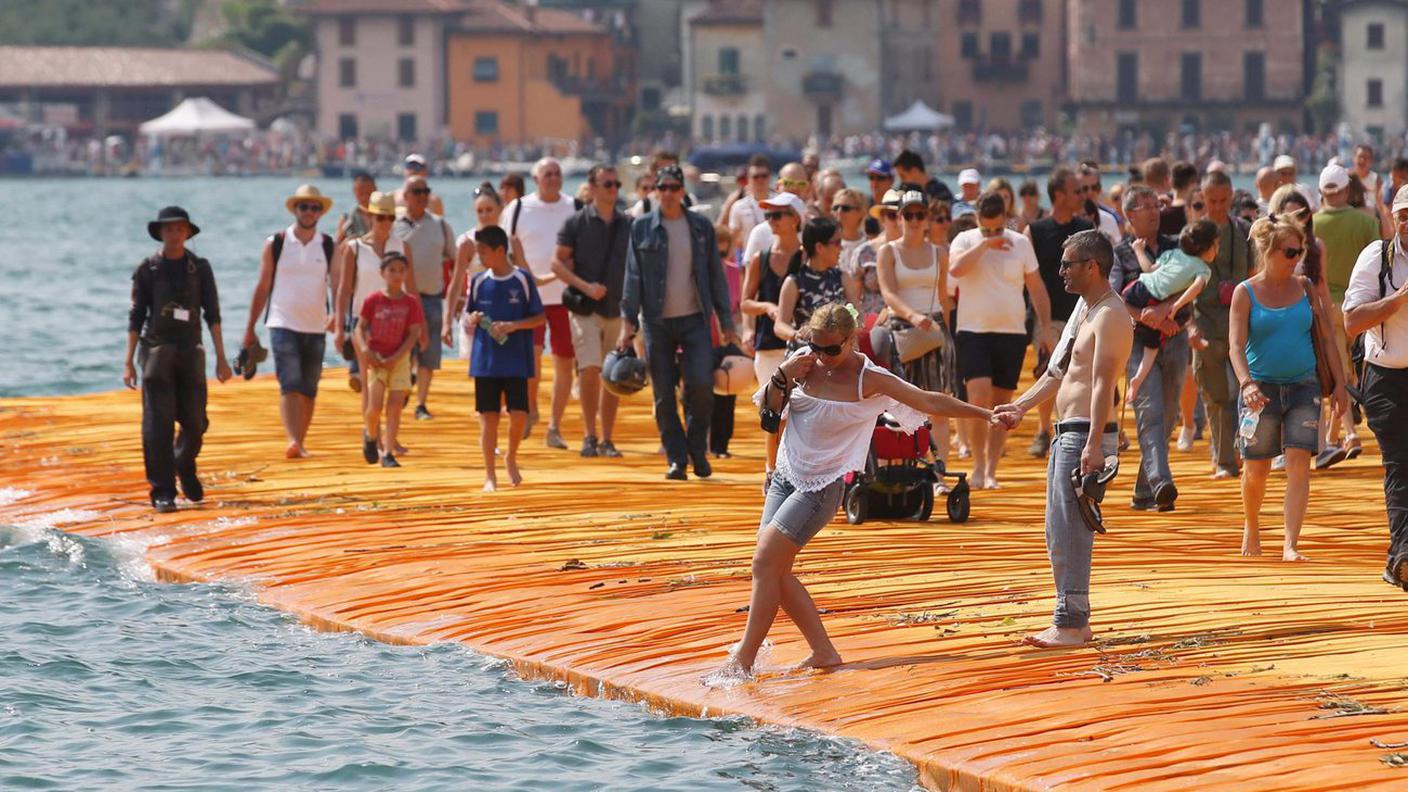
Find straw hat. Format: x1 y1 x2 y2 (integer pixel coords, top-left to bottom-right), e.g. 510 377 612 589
285 184 333 214
869 188 902 219
363 190 397 217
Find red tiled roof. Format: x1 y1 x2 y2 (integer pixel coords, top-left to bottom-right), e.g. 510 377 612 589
691 0 763 25
454 0 604 34
0 47 279 89
299 0 469 14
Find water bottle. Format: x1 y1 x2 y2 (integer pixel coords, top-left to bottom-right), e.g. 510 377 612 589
1239 405 1262 441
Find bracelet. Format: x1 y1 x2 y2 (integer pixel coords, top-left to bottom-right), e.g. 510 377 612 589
770 371 789 390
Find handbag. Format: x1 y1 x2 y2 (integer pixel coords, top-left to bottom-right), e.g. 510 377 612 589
888 242 946 363
1299 277 1336 398
561 286 601 316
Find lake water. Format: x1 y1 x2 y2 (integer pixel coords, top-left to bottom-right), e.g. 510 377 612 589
0 177 922 788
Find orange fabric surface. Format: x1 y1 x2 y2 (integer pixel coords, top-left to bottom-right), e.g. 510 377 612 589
3 360 1407 790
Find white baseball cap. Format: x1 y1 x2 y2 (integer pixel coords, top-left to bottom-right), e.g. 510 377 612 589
1273 154 1296 172
958 168 982 186
1392 185 1408 215
404 153 428 168
759 192 807 216
1319 164 1350 193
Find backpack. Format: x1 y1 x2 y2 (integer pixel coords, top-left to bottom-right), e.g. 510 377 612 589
265 230 335 322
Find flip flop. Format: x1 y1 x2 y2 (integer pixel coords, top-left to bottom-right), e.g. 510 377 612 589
1071 454 1120 534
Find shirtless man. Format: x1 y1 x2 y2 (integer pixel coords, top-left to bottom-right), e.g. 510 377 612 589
994 229 1133 647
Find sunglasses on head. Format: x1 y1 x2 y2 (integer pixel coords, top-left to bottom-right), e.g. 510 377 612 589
902 210 928 221
1281 246 1305 259
811 341 845 357
832 204 858 213
408 187 431 196
296 202 324 212
656 182 683 193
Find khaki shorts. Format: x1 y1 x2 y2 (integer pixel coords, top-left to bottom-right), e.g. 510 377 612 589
368 353 412 391
569 312 623 371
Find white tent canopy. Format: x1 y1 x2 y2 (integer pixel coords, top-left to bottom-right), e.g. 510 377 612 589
139 97 255 137
883 100 955 132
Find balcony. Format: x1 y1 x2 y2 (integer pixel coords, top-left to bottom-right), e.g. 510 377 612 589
957 0 981 25
550 73 630 100
802 71 843 98
701 73 747 95
971 55 1029 83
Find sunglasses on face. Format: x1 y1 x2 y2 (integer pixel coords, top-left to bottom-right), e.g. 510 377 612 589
765 210 791 221
868 174 890 181
832 204 859 213
408 188 431 196
1059 257 1091 271
780 178 810 190
902 210 928 221
979 226 1004 237
296 202 324 212
596 180 621 189
1281 247 1305 259
656 182 683 193
931 214 951 223
749 171 769 181
811 341 846 357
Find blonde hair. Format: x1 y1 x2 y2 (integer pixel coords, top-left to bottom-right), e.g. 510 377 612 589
1249 215 1306 265
1267 184 1311 220
714 222 733 249
834 187 865 208
807 302 857 338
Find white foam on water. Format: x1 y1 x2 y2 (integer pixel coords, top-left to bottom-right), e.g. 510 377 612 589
700 640 773 690
4 508 103 550
0 487 34 506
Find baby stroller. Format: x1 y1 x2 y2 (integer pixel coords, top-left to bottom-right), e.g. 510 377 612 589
842 414 971 524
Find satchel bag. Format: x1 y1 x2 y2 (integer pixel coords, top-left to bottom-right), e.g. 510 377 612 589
889 242 946 363
561 286 601 316
1299 276 1336 398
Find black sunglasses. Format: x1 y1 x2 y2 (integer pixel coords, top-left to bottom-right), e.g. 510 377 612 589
812 341 845 357
1192 201 1205 211
408 187 431 196
295 202 324 212
902 210 928 221
1281 246 1305 259
765 210 790 221
656 182 683 193
596 180 621 189
931 214 952 223
832 204 859 213
1059 257 1091 270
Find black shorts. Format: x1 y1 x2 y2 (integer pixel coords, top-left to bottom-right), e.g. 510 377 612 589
474 376 529 414
956 331 1027 391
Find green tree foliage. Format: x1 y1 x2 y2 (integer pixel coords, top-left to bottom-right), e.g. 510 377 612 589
210 0 308 59
0 0 194 46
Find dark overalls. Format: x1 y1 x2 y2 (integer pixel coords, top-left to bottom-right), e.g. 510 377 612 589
128 252 220 503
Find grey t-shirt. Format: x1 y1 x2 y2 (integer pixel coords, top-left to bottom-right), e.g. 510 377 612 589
394 211 455 297
661 215 701 318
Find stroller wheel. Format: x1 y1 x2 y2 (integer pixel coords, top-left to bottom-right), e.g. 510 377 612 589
844 485 868 525
946 485 971 523
913 485 934 521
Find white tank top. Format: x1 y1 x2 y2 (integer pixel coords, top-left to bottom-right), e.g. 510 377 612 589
889 241 941 315
349 236 407 318
267 227 330 333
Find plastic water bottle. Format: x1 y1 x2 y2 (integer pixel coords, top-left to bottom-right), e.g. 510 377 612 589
1239 406 1262 441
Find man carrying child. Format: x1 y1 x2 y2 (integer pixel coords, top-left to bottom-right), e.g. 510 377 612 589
1123 219 1218 402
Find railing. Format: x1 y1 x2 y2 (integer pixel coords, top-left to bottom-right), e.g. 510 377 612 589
701 74 747 95
971 56 1029 82
550 73 630 98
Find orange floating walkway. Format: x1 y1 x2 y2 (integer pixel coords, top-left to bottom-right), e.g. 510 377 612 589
3 360 1408 790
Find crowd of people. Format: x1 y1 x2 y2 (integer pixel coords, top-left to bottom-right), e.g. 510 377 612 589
125 142 1408 675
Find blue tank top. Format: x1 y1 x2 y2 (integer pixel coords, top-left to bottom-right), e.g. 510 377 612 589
1243 284 1316 384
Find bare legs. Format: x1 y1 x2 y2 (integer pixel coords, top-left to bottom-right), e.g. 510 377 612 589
362 380 406 460
525 344 544 435
578 365 618 443
415 365 433 411
1240 448 1311 561
479 409 526 491
965 378 1012 489
548 355 575 438
280 392 316 458
726 527 840 675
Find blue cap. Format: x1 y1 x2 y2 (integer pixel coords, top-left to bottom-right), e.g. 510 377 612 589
865 158 894 177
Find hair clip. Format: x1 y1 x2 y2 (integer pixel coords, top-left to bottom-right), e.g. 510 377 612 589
843 303 860 322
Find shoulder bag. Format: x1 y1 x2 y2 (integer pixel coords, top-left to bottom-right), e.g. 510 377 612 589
889 242 946 363
1298 276 1336 398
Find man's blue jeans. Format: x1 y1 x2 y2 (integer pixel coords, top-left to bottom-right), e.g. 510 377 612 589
642 314 714 467
1127 331 1189 503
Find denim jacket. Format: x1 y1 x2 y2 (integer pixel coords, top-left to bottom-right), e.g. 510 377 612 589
619 208 735 333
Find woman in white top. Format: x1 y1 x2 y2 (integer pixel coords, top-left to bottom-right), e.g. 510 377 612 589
444 183 528 358
717 304 992 678
878 190 958 474
334 191 413 404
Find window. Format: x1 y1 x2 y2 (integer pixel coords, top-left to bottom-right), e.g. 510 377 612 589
1020 32 1039 59
1020 100 1043 129
720 115 731 140
1116 52 1138 103
1019 0 1042 25
1118 0 1136 29
473 57 499 82
961 33 978 59
1180 53 1202 102
952 101 973 131
1245 0 1263 28
736 115 748 142
337 16 355 46
398 113 416 141
700 115 714 140
1244 51 1265 101
719 47 739 75
1369 23 1386 50
816 0 833 27
397 15 414 46
990 32 1012 61
816 104 833 137
398 58 415 88
338 113 358 140
474 111 498 135
338 57 356 88
754 114 766 141
1181 0 1200 29
1369 79 1384 108
641 86 661 111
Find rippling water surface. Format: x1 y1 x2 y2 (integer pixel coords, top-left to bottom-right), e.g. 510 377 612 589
0 519 920 791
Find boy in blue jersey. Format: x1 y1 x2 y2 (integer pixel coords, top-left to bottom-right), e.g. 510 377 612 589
464 225 545 490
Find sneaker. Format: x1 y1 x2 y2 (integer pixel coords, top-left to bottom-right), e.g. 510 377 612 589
597 441 622 458
1176 426 1194 452
1315 445 1347 470
580 435 599 458
153 498 177 514
1271 454 1286 471
381 454 401 468
1028 430 1051 458
1385 557 1408 591
1153 481 1177 511
415 404 433 421
545 427 568 450
1130 498 1155 511
362 432 379 465
666 463 688 481
178 470 204 503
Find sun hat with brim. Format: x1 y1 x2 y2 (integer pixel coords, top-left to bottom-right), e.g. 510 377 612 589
869 188 903 219
363 190 397 217
147 205 200 241
285 184 333 214
1392 185 1408 215
897 190 927 210
759 192 806 216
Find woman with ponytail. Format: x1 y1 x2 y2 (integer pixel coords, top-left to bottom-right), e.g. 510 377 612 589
1229 215 1348 561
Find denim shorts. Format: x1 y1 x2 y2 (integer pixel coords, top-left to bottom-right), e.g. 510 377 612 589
1239 378 1320 460
270 328 325 398
417 293 443 370
760 475 844 547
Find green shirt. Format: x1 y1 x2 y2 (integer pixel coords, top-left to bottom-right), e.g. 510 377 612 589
1313 205 1380 302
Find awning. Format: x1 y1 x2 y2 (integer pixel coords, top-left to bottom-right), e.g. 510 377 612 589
138 97 255 137
883 100 955 132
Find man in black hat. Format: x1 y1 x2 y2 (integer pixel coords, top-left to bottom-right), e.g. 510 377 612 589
123 206 231 513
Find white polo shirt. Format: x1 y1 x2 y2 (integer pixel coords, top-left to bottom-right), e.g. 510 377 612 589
267 225 329 334
1343 237 1408 369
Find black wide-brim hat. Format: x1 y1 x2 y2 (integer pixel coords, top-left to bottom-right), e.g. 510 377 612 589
148 205 201 241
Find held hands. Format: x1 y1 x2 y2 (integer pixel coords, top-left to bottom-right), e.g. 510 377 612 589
1240 381 1269 411
991 402 1024 430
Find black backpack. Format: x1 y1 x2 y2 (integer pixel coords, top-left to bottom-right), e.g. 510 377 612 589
264 230 335 322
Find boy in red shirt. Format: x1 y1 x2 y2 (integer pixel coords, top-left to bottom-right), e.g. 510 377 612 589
354 252 424 467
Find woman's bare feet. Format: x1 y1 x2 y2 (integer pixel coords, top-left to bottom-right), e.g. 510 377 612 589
505 456 522 487
285 441 306 459
1282 546 1308 562
482 478 497 492
394 443 409 456
1022 625 1093 647
793 651 842 671
1241 529 1262 557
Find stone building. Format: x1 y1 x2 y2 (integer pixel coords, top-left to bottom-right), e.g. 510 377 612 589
1067 0 1310 135
684 0 768 144
1340 0 1408 140
881 1 944 118
933 0 1066 130
763 0 883 140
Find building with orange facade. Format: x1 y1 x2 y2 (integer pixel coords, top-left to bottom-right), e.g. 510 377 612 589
445 1 631 147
